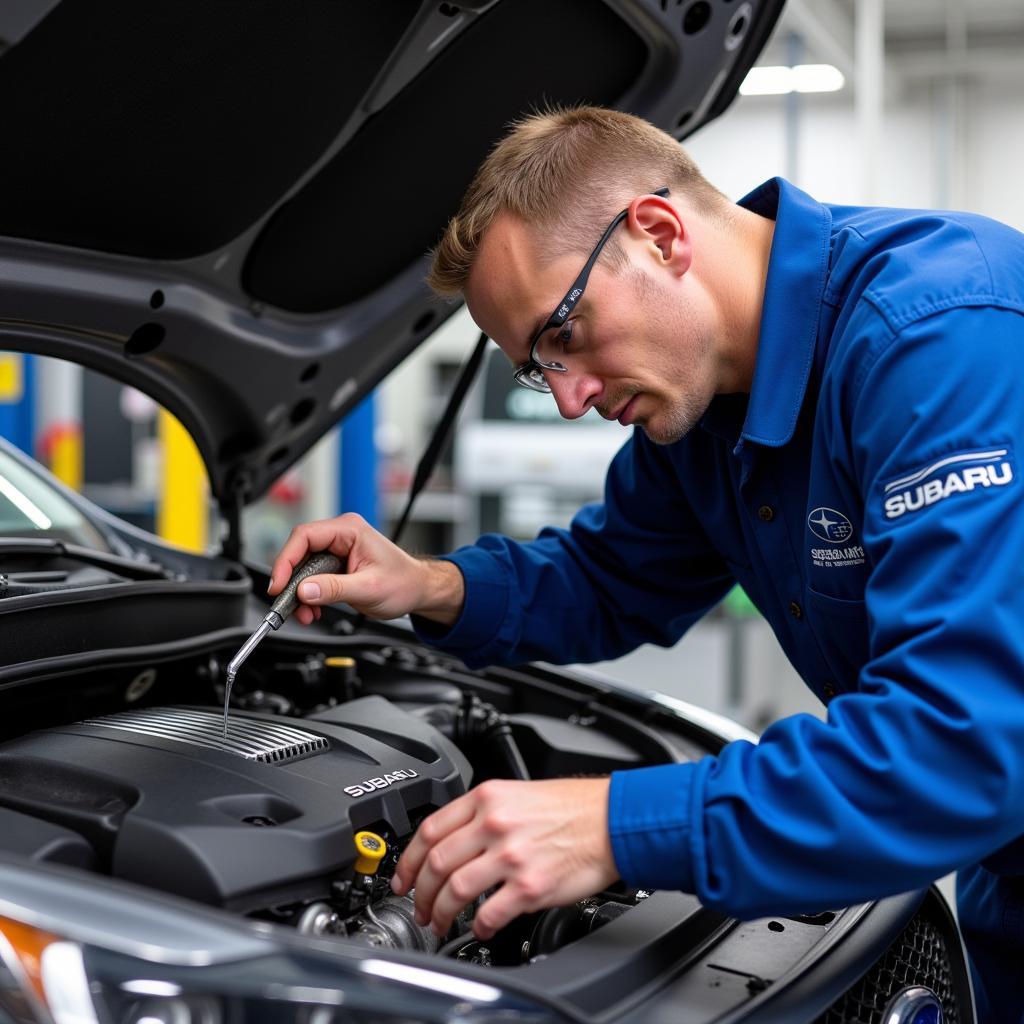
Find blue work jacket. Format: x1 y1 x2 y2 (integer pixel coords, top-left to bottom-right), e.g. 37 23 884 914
418 178 1024 1019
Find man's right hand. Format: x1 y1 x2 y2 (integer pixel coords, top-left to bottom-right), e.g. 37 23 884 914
267 513 465 628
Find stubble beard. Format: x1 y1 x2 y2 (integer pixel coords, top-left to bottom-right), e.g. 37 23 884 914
640 388 709 445
624 268 716 445
639 328 716 446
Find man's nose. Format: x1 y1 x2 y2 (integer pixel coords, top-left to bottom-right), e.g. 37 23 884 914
548 370 602 420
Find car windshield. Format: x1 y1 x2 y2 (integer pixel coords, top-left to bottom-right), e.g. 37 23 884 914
0 446 112 552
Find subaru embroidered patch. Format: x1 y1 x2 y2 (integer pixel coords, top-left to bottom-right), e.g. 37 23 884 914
882 447 1015 520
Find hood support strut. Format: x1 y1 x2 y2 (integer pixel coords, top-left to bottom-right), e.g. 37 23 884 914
220 486 245 563
390 330 489 547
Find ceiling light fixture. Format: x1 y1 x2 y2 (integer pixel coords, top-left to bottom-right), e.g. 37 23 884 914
740 63 846 96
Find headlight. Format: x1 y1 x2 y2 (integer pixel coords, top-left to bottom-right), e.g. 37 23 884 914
0 917 340 1024
0 858 552 1024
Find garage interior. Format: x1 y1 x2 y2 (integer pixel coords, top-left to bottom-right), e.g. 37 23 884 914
1 1 1022 1017
1 0 1020 734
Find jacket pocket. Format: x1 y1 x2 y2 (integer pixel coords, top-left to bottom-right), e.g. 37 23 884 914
804 586 870 693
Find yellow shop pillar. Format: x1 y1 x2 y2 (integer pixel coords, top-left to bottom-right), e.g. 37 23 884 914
157 409 208 552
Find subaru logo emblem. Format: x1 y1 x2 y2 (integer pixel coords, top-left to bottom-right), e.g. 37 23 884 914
807 507 854 544
883 986 943 1024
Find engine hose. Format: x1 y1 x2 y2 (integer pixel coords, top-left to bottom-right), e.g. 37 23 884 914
452 692 530 781
485 720 530 781
438 931 479 958
528 905 583 957
529 899 634 958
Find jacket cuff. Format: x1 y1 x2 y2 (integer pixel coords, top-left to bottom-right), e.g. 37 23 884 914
410 549 510 664
609 762 701 892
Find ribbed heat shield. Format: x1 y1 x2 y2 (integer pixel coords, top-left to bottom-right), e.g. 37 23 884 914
82 707 329 764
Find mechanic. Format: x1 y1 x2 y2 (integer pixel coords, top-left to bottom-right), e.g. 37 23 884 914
269 106 1024 1020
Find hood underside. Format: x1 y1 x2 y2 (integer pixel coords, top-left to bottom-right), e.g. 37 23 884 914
0 0 783 507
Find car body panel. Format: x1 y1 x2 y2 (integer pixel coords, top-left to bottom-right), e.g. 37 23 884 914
0 0 784 509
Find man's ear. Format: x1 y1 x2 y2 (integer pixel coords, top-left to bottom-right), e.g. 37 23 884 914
626 194 691 278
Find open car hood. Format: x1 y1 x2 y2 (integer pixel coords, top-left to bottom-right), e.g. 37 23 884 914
0 0 783 511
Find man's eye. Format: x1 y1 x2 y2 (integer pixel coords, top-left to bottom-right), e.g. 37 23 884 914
557 320 574 346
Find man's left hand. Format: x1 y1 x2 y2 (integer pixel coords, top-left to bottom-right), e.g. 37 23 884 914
391 777 619 940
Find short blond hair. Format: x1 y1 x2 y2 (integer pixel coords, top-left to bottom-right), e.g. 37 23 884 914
427 105 729 297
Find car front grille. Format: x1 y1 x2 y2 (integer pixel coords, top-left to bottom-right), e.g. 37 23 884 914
815 908 960 1024
82 707 329 764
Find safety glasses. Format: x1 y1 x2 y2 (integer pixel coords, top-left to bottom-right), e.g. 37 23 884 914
513 187 671 392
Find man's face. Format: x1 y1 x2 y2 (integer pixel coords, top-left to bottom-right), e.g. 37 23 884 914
464 211 719 445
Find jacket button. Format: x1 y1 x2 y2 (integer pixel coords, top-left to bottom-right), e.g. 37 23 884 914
757 505 775 522
788 601 803 620
822 683 836 698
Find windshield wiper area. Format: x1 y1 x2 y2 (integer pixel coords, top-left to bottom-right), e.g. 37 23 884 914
0 566 129 598
0 538 179 589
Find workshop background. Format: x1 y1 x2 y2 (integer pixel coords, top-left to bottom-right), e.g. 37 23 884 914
2 0 1022 734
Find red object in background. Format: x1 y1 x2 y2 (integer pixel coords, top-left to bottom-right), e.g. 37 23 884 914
268 471 304 504
36 421 81 462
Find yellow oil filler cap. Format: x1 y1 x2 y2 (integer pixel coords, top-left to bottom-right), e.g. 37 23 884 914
324 656 356 670
354 831 387 875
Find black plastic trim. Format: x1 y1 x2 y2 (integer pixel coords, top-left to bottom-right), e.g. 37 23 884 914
0 579 248 672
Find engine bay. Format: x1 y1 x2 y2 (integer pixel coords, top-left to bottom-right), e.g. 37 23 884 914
0 697 465 892
0 626 717 968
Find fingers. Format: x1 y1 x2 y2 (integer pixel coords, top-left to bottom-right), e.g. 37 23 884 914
297 566 402 617
291 604 322 627
297 572 346 606
267 515 366 596
394 783 524 937
293 605 315 627
409 825 489 929
393 797 477 897
430 857 505 937
394 778 619 942
472 882 537 941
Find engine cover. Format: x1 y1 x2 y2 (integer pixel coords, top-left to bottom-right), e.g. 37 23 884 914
0 696 470 909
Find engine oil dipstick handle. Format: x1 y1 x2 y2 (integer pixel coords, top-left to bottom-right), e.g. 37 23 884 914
223 551 343 740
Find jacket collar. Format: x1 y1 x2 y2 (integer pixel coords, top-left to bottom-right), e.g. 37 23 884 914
721 177 832 450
